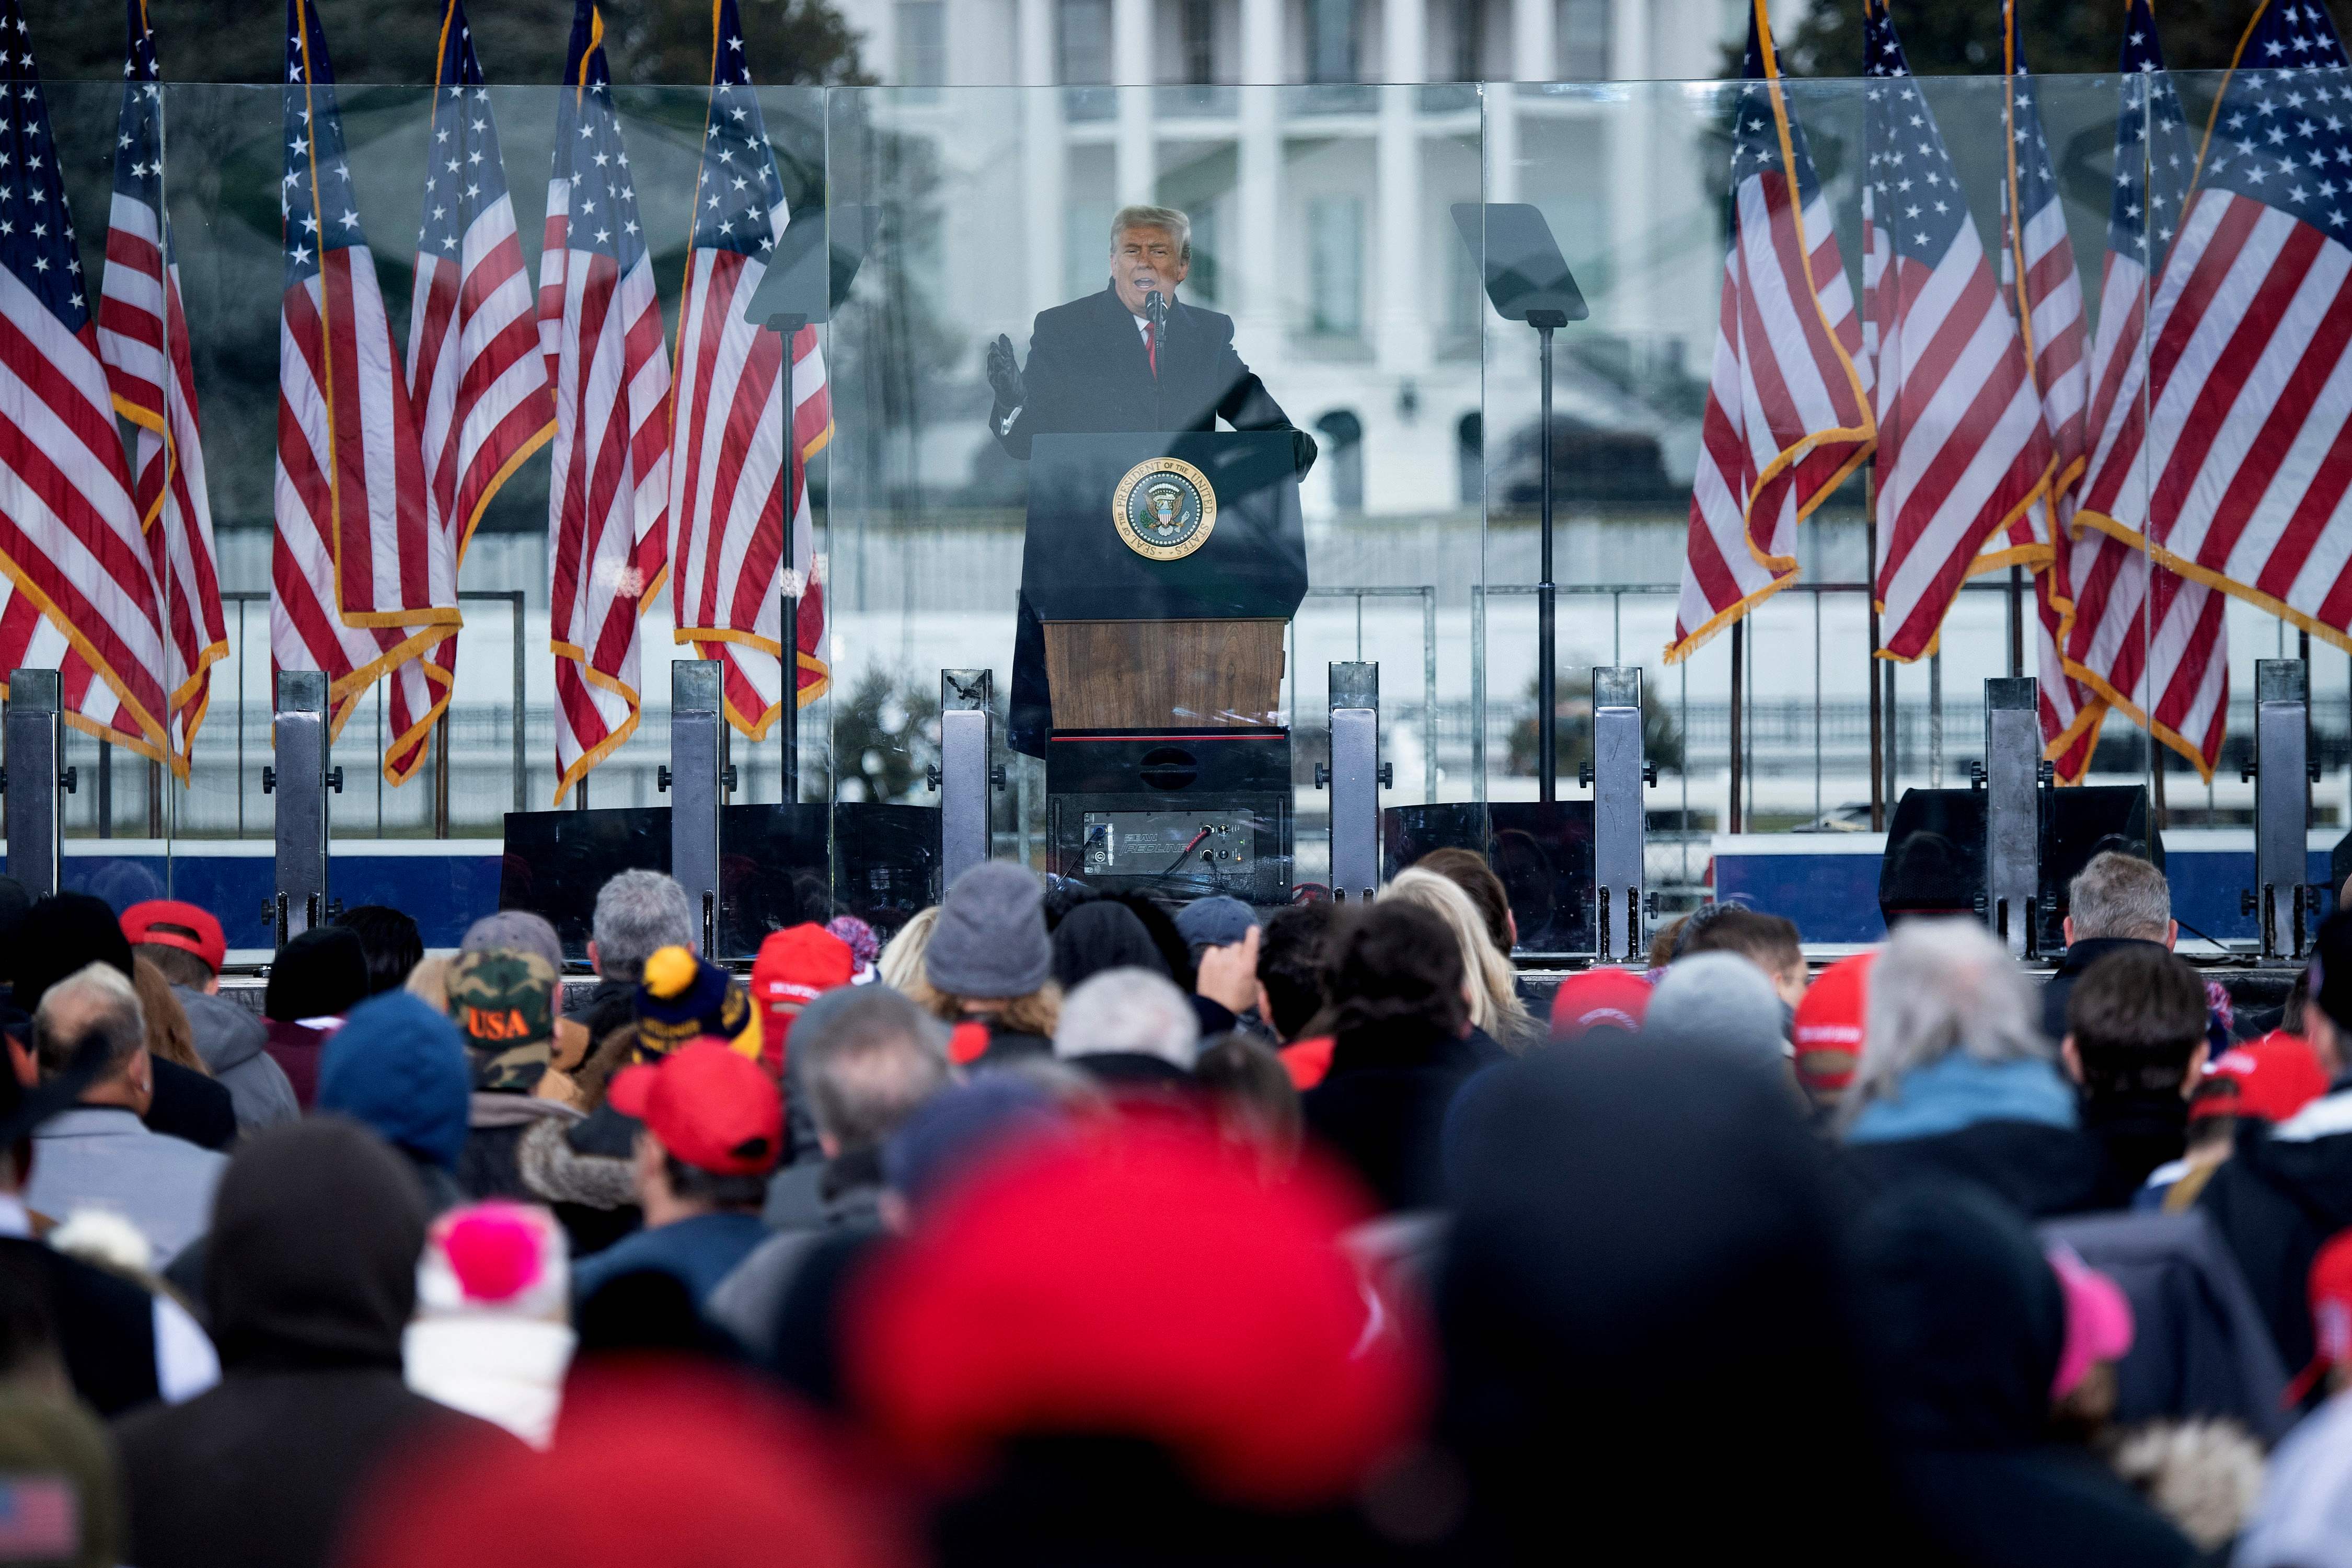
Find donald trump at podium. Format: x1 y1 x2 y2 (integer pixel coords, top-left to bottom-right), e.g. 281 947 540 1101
987 204 1316 756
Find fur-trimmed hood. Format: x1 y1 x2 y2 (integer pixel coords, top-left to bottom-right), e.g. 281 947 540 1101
517 1117 635 1212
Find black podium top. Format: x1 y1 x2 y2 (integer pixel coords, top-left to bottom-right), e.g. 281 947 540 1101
1021 432 1308 621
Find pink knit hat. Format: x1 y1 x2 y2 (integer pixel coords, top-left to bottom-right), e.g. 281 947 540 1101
2047 1245 2134 1399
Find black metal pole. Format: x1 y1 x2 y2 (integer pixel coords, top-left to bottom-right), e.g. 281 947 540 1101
1537 319 1557 804
1866 473 1884 832
1728 619 1744 834
769 313 808 806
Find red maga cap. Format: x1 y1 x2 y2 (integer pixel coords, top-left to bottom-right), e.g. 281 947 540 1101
1793 951 1876 1094
1549 967 1652 1039
121 899 226 976
607 1039 782 1177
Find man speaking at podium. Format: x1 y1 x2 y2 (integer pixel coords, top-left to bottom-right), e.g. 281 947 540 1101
986 204 1317 756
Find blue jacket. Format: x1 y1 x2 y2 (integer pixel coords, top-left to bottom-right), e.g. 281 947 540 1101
571 1211 769 1309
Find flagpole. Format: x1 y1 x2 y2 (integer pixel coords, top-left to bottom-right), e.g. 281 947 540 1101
770 312 806 806
1728 619 1744 834
1867 466 1884 832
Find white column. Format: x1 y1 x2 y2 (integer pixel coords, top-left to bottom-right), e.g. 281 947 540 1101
1022 0 1066 317
1237 0 1283 342
1376 0 1428 376
1511 0 1553 79
1606 0 1652 330
1115 0 1157 204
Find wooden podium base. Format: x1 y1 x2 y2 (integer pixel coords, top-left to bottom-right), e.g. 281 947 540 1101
1041 619 1285 730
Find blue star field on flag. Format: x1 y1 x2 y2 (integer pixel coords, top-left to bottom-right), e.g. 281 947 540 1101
2110 0 2197 260
1863 2 1969 270
419 3 511 261
0 0 87 330
2203 4 2352 249
554 6 647 274
113 2 168 259
1725 15 1827 209
693 0 789 260
283 0 364 291
2236 0 2350 76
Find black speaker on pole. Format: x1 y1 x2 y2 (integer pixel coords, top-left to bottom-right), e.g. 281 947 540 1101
1878 785 2161 951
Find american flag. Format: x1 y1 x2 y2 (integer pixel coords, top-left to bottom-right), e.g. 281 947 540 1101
273 0 452 758
0 0 168 756
670 0 833 736
1997 0 2095 780
2076 0 2352 689
1664 0 1872 665
395 0 555 785
541 0 672 803
1863 0 2054 663
2063 0 2229 780
97 0 227 779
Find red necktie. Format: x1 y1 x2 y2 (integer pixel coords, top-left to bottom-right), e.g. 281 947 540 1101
1145 320 1157 375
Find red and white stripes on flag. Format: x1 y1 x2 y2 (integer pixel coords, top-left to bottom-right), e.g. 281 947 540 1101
1665 0 1872 664
95 0 226 776
2078 0 2352 704
670 0 833 736
395 0 556 785
1997 4 2095 777
0 0 168 754
1862 0 2054 663
2057 0 2228 780
543 0 672 803
273 0 452 759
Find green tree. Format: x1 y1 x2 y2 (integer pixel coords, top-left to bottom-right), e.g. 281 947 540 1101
1758 0 2332 78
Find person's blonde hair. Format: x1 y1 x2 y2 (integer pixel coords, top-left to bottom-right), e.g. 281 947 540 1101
130 958 206 1076
877 907 940 993
1381 867 1531 1046
405 953 454 1014
904 969 1063 1039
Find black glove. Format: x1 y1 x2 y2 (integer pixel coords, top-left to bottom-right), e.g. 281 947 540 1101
1289 425 1319 480
986 333 1027 413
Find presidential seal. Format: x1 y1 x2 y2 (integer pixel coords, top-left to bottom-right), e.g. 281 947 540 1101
1111 457 1217 561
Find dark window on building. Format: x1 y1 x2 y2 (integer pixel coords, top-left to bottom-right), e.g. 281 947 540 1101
1060 0 1113 82
1308 0 1360 83
1182 0 1216 82
1317 410 1365 512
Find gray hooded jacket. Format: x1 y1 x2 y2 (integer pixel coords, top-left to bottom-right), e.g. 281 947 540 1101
176 986 300 1133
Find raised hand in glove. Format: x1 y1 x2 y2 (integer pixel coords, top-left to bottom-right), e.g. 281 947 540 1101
1289 425 1319 480
985 333 1027 413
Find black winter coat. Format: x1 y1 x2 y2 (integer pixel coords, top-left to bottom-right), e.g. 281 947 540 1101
2195 1091 2352 1376
115 1120 513 1568
1301 1020 1483 1212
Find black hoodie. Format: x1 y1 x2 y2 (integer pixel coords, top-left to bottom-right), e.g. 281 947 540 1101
2195 1088 2352 1376
114 1118 512 1568
1433 1041 1918 1565
1852 1182 2196 1568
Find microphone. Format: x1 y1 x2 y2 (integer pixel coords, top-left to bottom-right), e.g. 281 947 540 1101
1145 290 1169 329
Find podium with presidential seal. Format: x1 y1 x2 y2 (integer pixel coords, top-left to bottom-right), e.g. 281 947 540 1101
1022 431 1308 903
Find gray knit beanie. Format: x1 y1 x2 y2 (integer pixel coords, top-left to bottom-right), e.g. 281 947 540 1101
1642 952 1789 1066
924 862 1053 999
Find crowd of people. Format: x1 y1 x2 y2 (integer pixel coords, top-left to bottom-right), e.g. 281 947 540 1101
1 847 2350 1562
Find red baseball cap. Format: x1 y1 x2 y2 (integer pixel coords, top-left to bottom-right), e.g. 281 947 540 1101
2286 1230 2352 1405
749 925 855 1077
121 898 226 976
1549 967 1652 1039
2192 1032 2332 1125
607 1039 783 1177
1793 951 1876 1095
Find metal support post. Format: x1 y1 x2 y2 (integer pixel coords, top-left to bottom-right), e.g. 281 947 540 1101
666 661 725 956
935 668 997 890
1587 667 1651 963
266 670 335 946
4 670 65 898
1981 677 2041 959
1327 662 1385 903
2247 659 2313 961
